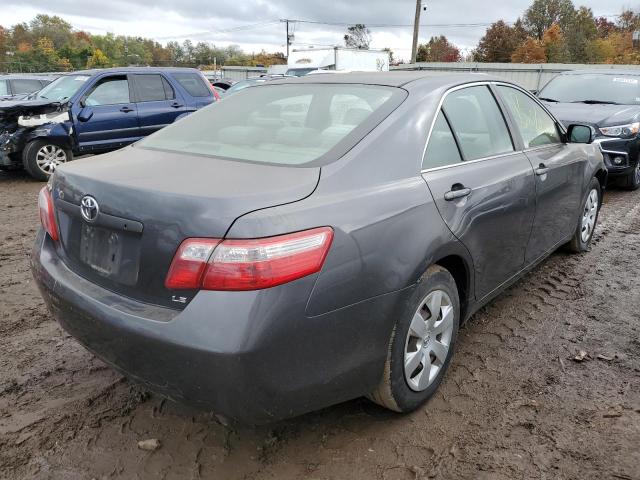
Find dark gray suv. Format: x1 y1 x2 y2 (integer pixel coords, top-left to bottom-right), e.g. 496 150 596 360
31 73 606 423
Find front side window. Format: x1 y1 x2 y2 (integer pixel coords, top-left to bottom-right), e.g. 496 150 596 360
138 84 404 166
85 76 130 106
423 111 462 170
442 86 514 161
498 86 561 148
172 72 211 97
35 75 89 101
540 73 640 105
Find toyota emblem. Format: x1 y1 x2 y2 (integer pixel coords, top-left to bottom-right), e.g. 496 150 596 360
80 195 99 223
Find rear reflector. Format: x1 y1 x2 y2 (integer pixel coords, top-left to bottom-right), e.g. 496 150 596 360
38 186 59 241
165 227 333 291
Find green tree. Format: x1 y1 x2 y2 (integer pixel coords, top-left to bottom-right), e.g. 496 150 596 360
523 0 576 39
344 24 371 49
29 14 73 50
565 6 597 62
416 36 461 62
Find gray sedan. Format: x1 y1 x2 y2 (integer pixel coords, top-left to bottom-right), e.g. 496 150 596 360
32 72 605 423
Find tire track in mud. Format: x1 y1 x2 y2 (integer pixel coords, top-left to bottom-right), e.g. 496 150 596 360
1 174 639 480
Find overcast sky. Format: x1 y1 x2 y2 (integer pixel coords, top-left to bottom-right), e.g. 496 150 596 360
2 1 637 60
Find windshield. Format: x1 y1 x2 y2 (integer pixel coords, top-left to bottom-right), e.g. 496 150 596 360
35 75 89 101
225 79 264 95
540 73 640 105
138 84 404 166
286 68 317 77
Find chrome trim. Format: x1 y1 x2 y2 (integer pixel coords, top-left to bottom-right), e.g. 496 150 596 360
419 80 562 175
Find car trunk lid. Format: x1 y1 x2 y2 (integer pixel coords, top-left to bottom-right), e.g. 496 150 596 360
51 145 320 309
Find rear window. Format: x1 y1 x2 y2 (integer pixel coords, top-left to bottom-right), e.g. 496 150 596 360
137 84 405 166
134 74 174 102
11 79 44 94
172 72 211 97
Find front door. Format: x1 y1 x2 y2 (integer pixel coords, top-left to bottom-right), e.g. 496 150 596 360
131 74 185 137
422 85 537 300
495 85 586 262
74 75 140 153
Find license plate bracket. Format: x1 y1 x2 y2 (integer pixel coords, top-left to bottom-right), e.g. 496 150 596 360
80 224 122 277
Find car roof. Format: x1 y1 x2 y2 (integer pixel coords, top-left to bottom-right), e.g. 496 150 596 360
0 74 56 81
62 67 202 76
560 69 640 76
268 71 506 89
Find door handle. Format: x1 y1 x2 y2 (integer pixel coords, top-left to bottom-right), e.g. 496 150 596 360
120 106 134 113
535 163 550 176
171 102 184 108
444 184 472 201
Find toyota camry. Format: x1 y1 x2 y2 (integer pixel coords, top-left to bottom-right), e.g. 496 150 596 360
32 72 606 424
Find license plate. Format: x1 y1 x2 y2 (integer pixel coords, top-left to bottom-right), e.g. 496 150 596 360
80 224 122 277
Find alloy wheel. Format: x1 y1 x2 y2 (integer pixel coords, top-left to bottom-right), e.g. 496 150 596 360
635 162 640 185
581 188 599 243
35 145 67 175
404 290 455 392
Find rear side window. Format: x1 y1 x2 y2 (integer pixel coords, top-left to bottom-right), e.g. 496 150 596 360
85 76 130 106
0 81 7 96
134 74 175 102
11 79 44 94
138 84 405 166
172 72 211 97
443 86 514 161
423 111 463 170
497 86 562 148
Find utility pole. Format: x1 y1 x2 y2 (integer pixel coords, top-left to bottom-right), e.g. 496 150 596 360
281 19 294 59
411 0 422 64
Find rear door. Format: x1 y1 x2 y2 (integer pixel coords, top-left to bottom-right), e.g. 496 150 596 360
73 74 140 153
495 85 585 262
422 84 537 300
132 73 186 137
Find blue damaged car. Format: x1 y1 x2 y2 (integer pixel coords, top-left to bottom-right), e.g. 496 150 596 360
0 67 217 180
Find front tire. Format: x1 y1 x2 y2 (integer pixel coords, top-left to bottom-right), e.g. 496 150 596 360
623 161 640 191
23 140 72 181
567 177 601 253
368 265 460 413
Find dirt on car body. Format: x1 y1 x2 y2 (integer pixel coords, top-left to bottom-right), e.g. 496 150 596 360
0 170 638 480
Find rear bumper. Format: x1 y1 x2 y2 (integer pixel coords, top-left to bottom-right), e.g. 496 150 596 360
31 230 409 424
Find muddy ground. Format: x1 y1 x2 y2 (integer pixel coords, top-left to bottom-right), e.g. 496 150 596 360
0 169 638 480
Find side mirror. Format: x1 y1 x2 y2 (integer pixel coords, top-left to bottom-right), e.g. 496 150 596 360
567 124 595 144
77 107 93 122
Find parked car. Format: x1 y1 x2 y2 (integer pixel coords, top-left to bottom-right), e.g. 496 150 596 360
0 74 56 101
223 75 292 96
539 70 640 190
32 73 605 424
0 67 218 180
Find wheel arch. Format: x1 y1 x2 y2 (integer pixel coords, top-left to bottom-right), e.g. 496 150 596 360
594 167 607 198
433 254 472 322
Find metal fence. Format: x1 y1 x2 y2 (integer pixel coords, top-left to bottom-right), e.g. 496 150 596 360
392 62 640 91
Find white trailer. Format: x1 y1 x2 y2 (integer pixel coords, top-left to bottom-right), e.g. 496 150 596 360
286 48 390 76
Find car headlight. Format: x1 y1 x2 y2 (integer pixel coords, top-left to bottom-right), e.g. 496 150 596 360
599 122 640 138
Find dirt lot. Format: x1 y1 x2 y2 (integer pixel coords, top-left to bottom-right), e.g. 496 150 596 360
0 169 638 480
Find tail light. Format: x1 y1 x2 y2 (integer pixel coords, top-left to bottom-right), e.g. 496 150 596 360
165 227 333 291
38 186 59 241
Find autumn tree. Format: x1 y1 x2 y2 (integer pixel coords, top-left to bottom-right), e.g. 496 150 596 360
542 23 569 62
344 24 371 49
86 48 110 68
474 20 528 62
595 17 618 38
511 38 547 63
416 36 461 62
523 0 576 39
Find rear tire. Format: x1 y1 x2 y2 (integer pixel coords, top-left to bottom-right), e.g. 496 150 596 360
623 161 640 191
368 265 460 413
567 177 601 253
23 140 72 181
